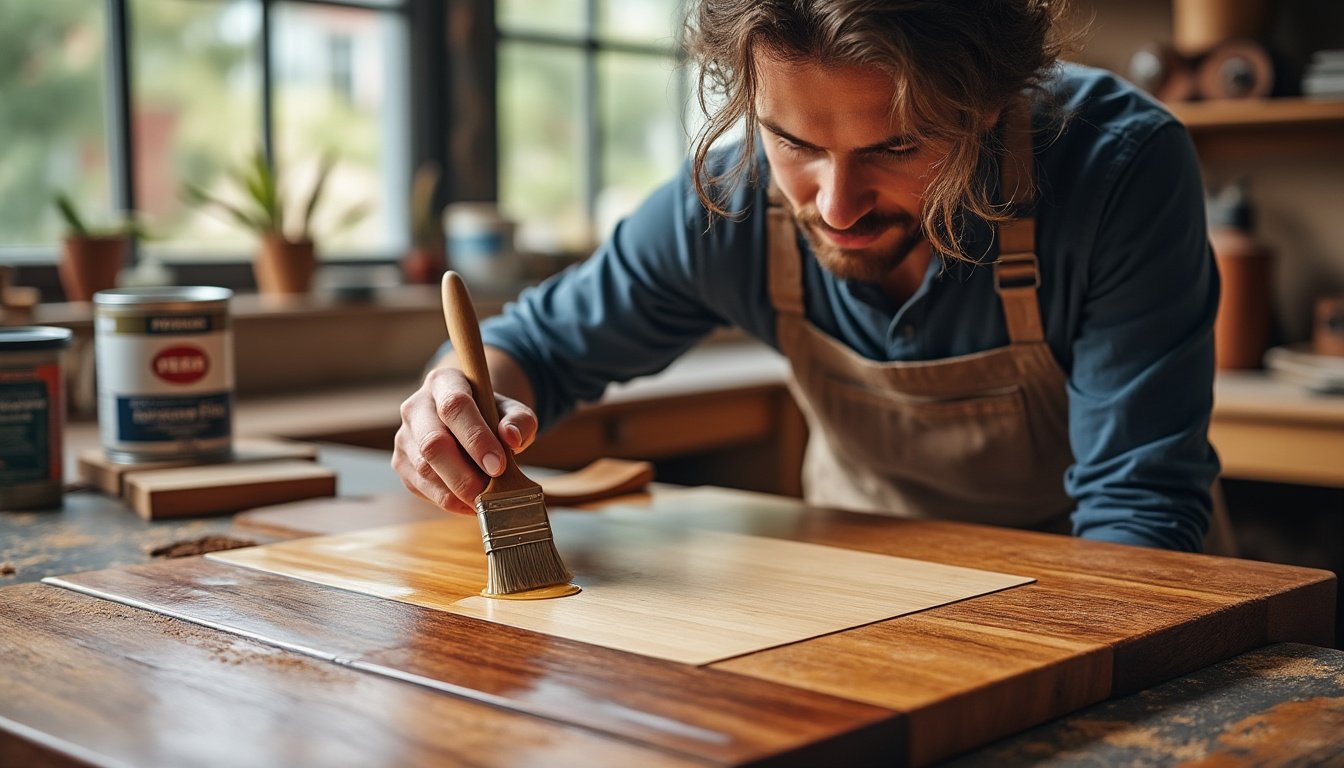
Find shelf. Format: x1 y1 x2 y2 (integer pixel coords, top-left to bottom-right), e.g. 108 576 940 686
1168 97 1344 131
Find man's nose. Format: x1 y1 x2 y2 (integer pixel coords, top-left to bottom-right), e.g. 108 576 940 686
815 159 876 230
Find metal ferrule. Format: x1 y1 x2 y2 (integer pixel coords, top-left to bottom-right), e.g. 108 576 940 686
475 489 551 554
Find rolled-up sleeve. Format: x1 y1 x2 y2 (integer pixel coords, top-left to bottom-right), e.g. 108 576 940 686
1065 122 1221 552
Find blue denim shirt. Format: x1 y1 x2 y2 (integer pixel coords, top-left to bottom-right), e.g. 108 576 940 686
472 63 1220 551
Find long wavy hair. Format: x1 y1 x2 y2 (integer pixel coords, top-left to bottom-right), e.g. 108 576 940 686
684 0 1077 260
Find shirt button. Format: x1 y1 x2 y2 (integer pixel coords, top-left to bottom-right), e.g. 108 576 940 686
902 324 916 340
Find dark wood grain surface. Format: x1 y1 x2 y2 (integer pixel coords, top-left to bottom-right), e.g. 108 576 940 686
25 486 1336 767
3 458 1338 767
0 583 713 768
42 558 902 767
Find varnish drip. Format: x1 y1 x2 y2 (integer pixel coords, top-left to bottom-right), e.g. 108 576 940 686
483 582 581 600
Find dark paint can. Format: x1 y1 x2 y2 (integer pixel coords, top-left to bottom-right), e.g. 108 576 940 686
0 326 74 510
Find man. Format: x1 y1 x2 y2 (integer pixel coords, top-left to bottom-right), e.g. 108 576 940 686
395 0 1226 552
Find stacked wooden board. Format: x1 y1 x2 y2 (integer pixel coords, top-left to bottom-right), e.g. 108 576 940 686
77 437 334 519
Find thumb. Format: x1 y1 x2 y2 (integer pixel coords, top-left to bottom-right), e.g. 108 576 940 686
496 399 538 452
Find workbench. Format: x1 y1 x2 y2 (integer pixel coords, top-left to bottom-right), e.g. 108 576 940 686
1 444 1339 767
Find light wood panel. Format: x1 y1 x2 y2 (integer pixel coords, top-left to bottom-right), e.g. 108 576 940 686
210 512 1033 665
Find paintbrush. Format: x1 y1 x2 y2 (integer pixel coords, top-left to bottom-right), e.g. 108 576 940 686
440 271 576 598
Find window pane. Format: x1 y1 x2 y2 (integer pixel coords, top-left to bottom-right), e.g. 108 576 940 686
597 0 683 47
497 0 587 38
597 51 684 239
273 2 409 257
133 0 262 260
499 43 586 252
0 0 111 251
682 60 743 158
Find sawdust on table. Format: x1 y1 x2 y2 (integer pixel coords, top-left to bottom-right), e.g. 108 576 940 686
148 535 257 559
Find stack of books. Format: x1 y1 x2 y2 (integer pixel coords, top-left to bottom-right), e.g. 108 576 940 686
1302 50 1344 98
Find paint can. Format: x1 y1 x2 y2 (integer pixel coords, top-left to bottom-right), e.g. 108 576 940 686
94 287 234 463
0 326 73 510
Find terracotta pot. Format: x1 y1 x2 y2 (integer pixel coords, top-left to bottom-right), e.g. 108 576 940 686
401 246 446 285
254 235 316 295
59 235 127 302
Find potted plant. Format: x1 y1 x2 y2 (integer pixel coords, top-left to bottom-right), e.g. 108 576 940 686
182 148 367 295
52 193 143 302
401 161 446 285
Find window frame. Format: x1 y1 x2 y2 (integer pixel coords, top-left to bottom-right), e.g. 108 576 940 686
494 0 690 250
9 0 693 299
9 0 458 298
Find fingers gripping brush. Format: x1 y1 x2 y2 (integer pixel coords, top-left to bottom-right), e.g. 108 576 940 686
441 271 578 599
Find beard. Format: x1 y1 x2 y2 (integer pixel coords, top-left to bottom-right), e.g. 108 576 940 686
791 205 926 284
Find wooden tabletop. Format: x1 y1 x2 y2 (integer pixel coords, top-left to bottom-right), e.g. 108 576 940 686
0 450 1337 767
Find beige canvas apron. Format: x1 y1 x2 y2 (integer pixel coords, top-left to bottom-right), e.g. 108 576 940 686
765 112 1236 552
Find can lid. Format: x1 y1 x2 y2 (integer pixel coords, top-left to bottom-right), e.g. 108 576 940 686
93 286 233 305
0 326 74 350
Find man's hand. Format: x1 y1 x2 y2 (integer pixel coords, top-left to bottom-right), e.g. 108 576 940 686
392 356 539 514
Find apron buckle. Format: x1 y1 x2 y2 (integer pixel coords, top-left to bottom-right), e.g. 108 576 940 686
995 252 1041 290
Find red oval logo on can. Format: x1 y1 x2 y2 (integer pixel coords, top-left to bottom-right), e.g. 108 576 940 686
151 345 210 384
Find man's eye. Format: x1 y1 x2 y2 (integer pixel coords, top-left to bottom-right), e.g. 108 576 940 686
776 138 814 155
879 145 918 158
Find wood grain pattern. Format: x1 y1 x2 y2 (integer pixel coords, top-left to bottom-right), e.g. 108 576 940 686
32 485 1336 767
208 511 1033 665
41 560 903 767
124 460 337 519
0 582 711 768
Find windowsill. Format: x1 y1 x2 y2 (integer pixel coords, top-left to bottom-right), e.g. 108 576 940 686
24 282 514 328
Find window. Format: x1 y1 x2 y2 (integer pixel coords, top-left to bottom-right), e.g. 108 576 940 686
1 0 412 267
3 0 697 290
496 0 691 254
0 0 114 251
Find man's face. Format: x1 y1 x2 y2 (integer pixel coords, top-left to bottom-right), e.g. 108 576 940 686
755 53 939 283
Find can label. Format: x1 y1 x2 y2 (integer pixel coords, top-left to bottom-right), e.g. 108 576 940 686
96 309 233 461
0 363 62 485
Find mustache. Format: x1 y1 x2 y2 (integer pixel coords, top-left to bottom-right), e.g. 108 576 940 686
794 207 920 239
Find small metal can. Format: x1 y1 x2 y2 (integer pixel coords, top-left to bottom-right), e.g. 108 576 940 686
0 326 73 510
94 287 234 463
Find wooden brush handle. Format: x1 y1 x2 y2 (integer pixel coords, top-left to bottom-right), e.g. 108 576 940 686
441 271 502 427
441 271 531 492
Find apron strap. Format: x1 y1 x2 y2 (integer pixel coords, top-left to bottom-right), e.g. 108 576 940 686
995 107 1045 344
767 185 806 349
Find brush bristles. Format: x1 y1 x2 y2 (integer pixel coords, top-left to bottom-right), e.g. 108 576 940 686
484 539 573 595
476 487 572 595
